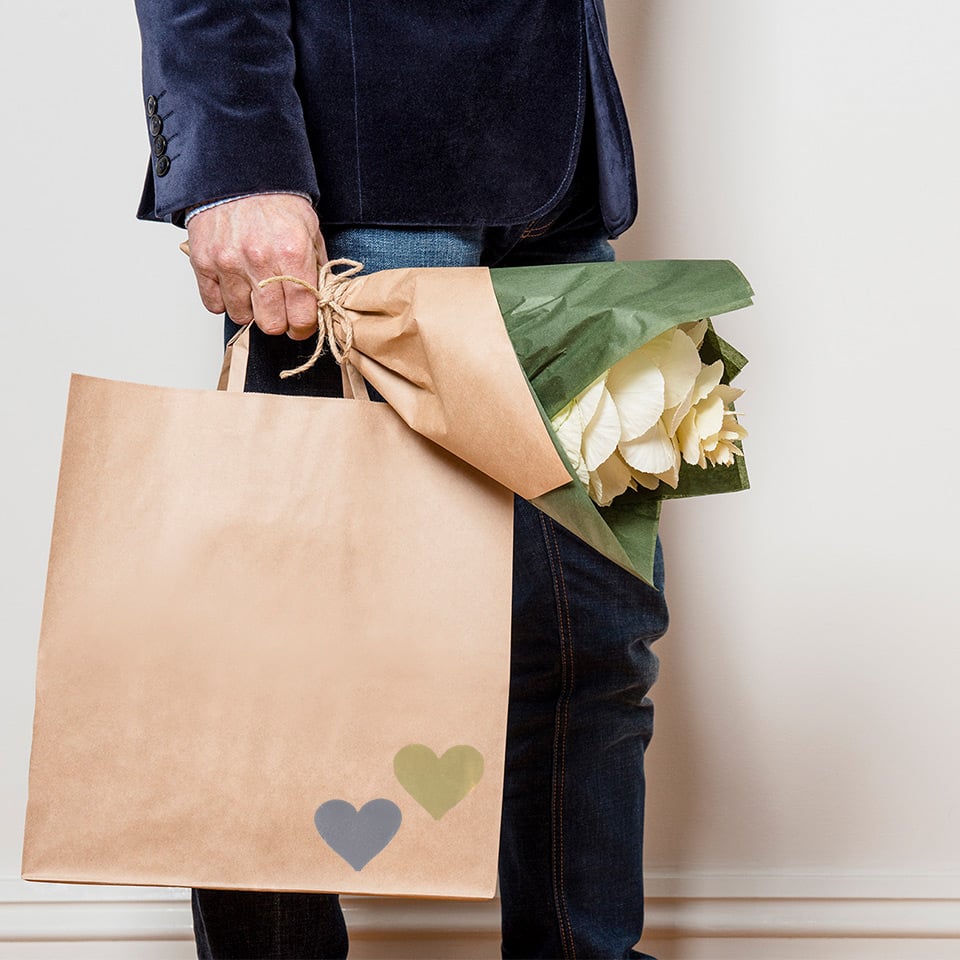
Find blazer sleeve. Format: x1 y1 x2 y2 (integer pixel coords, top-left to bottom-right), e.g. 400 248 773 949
134 0 320 224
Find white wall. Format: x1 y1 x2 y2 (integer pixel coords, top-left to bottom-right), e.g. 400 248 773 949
608 1 960 955
2 2 958 957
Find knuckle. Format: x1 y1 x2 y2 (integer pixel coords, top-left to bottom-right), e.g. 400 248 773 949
215 248 244 273
190 251 217 276
245 244 269 269
276 239 307 264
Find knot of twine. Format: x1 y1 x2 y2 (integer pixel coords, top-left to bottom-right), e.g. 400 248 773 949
258 258 364 378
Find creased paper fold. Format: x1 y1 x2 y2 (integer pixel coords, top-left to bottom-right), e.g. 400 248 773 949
322 266 571 501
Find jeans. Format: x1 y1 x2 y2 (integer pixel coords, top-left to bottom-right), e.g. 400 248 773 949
192 186 667 960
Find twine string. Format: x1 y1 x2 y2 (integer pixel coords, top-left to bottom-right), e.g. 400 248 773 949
257 258 364 378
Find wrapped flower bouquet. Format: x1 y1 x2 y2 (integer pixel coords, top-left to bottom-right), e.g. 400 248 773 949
489 260 753 583
245 258 754 585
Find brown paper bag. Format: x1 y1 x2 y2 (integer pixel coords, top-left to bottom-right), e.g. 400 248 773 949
22 325 514 898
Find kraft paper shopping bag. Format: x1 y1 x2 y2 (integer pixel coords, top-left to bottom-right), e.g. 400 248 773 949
23 323 514 898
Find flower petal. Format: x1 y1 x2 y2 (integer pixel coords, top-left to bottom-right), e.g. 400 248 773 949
637 327 675 366
660 328 703 409
707 441 741 467
550 401 591 485
663 358 724 437
714 384 744 406
588 452 634 507
676 409 702 465
692 360 725 405
619 420 679 475
680 319 709 348
630 470 661 491
694 393 725 440
551 400 581 456
606 349 665 440
654 462 680 489
573 375 606 426
582 385 621 471
719 413 748 442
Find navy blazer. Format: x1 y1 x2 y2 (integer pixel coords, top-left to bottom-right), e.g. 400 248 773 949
134 0 636 236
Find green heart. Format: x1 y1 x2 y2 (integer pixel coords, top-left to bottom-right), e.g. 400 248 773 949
393 744 485 820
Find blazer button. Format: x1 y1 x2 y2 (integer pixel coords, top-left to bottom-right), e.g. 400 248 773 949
156 155 171 177
149 115 163 137
153 134 167 157
146 95 158 117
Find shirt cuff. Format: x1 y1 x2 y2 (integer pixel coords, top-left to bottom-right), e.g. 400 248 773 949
183 191 313 226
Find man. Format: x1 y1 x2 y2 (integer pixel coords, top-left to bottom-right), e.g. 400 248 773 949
134 3 667 957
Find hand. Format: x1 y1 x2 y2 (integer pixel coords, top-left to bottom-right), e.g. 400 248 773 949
185 194 327 339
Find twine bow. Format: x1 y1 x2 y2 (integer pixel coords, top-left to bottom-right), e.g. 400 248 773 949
258 258 364 378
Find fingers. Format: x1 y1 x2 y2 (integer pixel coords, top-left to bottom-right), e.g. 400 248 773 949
249 272 288 336
185 194 323 337
280 254 320 341
218 271 256 326
192 268 226 316
247 242 320 339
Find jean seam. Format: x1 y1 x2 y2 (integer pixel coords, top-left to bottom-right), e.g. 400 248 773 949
540 512 578 960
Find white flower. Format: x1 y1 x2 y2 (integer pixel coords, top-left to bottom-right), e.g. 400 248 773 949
550 321 746 506
676 380 747 468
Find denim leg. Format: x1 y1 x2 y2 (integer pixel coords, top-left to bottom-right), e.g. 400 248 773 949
323 224 484 273
500 499 666 960
495 193 665 958
192 889 349 960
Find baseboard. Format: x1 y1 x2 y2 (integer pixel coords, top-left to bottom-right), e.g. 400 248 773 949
3 873 959 943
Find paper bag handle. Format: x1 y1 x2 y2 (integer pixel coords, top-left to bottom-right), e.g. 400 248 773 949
181 242 369 401
217 321 251 393
216 320 371 401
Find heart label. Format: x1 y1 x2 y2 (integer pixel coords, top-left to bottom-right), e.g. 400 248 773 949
313 798 402 871
393 744 484 820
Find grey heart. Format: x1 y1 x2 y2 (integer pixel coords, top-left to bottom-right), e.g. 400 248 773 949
313 798 402 871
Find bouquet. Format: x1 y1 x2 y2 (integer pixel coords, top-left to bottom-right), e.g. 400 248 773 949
249 258 754 586
489 260 753 583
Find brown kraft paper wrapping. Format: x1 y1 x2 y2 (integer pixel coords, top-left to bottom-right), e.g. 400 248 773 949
271 264 571 501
